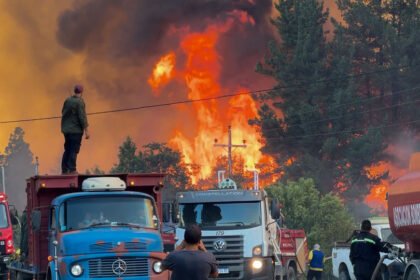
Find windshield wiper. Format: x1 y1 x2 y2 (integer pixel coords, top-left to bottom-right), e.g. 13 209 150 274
111 222 143 229
89 222 112 228
218 222 245 226
78 222 111 230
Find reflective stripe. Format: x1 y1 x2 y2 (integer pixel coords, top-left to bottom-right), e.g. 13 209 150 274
351 238 376 245
309 267 323 272
308 250 313 261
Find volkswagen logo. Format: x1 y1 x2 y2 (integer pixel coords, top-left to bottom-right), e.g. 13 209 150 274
112 258 127 276
213 238 227 252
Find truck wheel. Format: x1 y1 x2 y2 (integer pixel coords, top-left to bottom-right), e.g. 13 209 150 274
339 270 350 280
380 265 390 280
16 272 32 280
407 268 420 280
287 266 296 280
9 271 17 280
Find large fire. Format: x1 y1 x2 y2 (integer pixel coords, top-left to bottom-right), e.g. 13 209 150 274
149 19 277 186
365 159 407 213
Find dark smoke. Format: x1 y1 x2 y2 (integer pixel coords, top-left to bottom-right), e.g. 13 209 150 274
57 0 272 94
57 0 274 69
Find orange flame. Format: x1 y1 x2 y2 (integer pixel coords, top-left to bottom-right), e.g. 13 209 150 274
148 21 278 185
148 52 176 91
365 159 406 213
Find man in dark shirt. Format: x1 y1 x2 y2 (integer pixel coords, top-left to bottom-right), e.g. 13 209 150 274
61 85 89 174
350 220 390 280
162 224 218 280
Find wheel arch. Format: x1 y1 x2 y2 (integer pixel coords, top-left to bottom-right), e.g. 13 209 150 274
404 261 420 280
339 262 349 273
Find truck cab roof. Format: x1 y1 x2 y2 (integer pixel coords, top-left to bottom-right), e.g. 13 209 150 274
177 189 265 203
51 190 156 206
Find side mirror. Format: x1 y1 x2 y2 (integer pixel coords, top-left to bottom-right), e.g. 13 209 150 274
270 199 281 220
162 203 171 223
31 210 42 232
172 202 179 224
8 205 19 226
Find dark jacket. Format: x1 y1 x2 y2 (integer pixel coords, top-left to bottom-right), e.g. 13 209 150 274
61 96 88 134
349 231 388 266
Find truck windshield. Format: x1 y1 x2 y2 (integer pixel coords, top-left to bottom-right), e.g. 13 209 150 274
381 228 404 245
0 204 8 228
179 202 261 229
59 196 158 231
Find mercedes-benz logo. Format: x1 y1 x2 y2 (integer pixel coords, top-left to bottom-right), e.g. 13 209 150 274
112 258 127 276
213 238 227 252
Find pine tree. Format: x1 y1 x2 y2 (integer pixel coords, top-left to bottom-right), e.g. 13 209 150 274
254 0 389 201
2 127 35 213
112 139 191 201
111 137 144 173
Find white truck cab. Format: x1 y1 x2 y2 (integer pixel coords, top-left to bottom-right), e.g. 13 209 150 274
175 188 281 279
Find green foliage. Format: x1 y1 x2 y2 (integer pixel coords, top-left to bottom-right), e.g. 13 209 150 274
266 178 354 253
85 166 106 175
111 138 192 201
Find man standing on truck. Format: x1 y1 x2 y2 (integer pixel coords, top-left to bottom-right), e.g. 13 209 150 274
307 244 324 280
61 84 89 174
162 224 218 280
350 220 389 280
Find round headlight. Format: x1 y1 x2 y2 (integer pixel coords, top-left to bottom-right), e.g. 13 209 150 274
253 246 262 256
252 259 263 270
71 264 83 277
153 261 163 274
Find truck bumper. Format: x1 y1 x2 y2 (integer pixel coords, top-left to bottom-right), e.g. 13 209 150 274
243 257 274 280
213 257 274 280
54 252 169 280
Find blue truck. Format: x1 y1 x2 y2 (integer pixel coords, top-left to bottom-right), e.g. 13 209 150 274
8 174 170 280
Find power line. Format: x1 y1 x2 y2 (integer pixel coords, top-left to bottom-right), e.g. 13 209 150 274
264 118 420 140
0 63 418 125
0 88 271 124
260 85 420 133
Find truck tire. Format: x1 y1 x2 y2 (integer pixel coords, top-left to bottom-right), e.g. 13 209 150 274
407 268 420 280
380 265 390 280
16 272 32 280
339 270 350 280
287 266 296 280
9 271 16 280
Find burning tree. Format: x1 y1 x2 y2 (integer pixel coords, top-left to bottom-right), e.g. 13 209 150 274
254 0 420 211
254 0 391 204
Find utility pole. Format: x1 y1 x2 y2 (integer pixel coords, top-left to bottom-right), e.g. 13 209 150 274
0 155 5 194
214 126 247 178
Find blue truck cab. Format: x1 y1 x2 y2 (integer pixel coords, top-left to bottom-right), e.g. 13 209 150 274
9 174 169 280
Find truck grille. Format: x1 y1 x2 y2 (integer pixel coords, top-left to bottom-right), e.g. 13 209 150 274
202 235 244 279
89 241 147 252
88 257 148 278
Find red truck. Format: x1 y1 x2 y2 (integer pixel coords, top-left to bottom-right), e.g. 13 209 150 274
8 173 171 280
0 192 15 279
385 152 420 280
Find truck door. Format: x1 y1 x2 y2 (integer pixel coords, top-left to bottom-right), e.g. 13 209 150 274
48 207 57 256
265 198 277 253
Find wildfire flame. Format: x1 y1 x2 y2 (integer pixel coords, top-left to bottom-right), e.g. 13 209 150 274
148 52 176 91
365 159 407 213
149 19 277 186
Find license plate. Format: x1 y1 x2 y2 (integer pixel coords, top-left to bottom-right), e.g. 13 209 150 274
218 268 229 274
